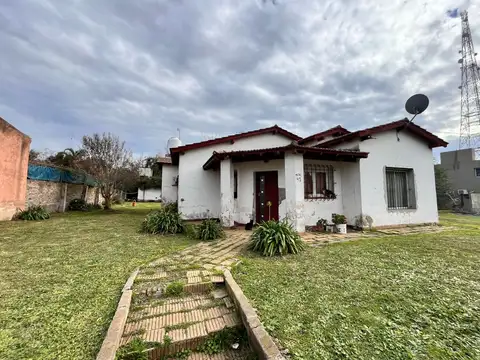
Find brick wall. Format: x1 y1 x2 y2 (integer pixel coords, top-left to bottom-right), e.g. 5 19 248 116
27 180 104 212
0 118 31 220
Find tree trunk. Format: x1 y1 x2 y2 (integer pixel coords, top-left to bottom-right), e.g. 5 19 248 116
104 195 112 210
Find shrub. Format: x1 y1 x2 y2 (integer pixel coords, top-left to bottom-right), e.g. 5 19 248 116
86 203 103 211
163 202 178 214
250 220 305 257
115 337 148 360
164 281 184 297
195 219 224 241
141 209 184 234
332 213 347 225
14 206 50 221
68 198 87 211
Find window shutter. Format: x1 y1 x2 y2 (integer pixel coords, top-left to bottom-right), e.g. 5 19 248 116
316 172 326 194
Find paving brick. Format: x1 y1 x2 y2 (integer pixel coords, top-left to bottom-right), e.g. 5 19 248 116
210 276 225 283
186 270 201 277
185 322 208 340
223 313 241 327
184 309 206 323
143 328 166 342
168 328 186 342
223 297 234 309
205 317 226 333
187 276 203 284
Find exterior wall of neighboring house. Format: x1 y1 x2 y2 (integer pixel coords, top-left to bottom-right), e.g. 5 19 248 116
303 159 344 225
0 119 31 220
137 188 162 201
178 133 293 219
357 130 438 227
436 148 480 192
161 165 178 203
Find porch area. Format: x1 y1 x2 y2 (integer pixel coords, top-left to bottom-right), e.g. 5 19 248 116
202 144 368 232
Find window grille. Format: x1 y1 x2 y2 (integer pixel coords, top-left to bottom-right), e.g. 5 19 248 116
385 167 416 209
304 164 335 199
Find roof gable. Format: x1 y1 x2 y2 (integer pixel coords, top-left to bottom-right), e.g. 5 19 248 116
318 119 448 149
299 125 350 145
170 125 301 154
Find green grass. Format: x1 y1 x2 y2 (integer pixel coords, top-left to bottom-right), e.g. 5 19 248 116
233 213 480 359
0 203 194 360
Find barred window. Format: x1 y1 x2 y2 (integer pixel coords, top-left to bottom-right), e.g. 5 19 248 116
385 167 416 209
304 164 335 199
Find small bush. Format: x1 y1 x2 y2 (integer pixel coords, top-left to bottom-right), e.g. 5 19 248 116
164 281 185 297
15 206 50 221
115 337 147 360
141 209 184 234
250 220 305 257
86 203 103 211
196 219 224 241
184 223 199 238
163 202 178 213
68 198 87 211
332 213 347 225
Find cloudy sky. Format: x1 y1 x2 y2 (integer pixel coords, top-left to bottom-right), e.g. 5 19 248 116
1 0 479 159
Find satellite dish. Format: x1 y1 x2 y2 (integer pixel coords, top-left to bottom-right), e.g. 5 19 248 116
405 94 429 115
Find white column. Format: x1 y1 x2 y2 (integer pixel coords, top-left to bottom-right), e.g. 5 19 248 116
284 152 305 232
220 158 234 227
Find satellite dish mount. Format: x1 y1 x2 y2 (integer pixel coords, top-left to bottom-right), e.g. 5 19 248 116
397 94 430 140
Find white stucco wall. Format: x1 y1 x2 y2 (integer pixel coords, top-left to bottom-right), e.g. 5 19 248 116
303 160 344 226
161 165 178 203
340 161 362 225
137 188 162 201
234 159 285 224
178 133 293 219
358 130 438 226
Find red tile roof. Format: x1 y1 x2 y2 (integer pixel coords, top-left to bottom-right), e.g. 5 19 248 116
298 125 350 145
171 125 301 154
202 144 369 170
318 119 448 148
170 125 301 165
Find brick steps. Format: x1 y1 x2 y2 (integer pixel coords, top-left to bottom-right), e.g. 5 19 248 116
121 277 253 359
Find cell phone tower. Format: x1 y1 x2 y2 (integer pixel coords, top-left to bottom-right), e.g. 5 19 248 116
458 10 480 153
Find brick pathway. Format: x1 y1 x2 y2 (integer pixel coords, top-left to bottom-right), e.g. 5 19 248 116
119 230 253 359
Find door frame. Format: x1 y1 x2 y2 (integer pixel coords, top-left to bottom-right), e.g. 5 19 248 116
255 171 279 223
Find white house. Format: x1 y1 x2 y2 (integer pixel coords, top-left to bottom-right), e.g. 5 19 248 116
161 119 447 232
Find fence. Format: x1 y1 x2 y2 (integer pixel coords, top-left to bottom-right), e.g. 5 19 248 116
26 164 103 212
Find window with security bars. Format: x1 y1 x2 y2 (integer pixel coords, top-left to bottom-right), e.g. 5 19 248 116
385 167 416 209
304 164 335 199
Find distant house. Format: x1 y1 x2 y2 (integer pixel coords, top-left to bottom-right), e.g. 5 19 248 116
435 148 480 193
161 119 447 231
0 117 31 220
137 156 172 201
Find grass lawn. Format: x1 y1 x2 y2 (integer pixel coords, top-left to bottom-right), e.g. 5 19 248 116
0 203 195 360
234 214 480 359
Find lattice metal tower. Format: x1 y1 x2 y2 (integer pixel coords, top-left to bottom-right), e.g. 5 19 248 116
459 10 480 151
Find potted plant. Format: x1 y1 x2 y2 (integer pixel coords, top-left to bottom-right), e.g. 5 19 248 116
332 214 347 234
316 218 328 232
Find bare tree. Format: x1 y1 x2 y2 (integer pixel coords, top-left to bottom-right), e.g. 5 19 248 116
81 133 139 209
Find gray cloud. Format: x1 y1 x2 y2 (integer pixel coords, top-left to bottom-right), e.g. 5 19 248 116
0 0 479 157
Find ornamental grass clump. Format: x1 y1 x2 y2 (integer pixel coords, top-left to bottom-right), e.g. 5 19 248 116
14 206 50 221
141 208 184 235
250 220 305 257
195 219 225 241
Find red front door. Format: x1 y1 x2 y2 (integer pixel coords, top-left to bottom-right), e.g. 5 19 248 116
255 171 279 223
